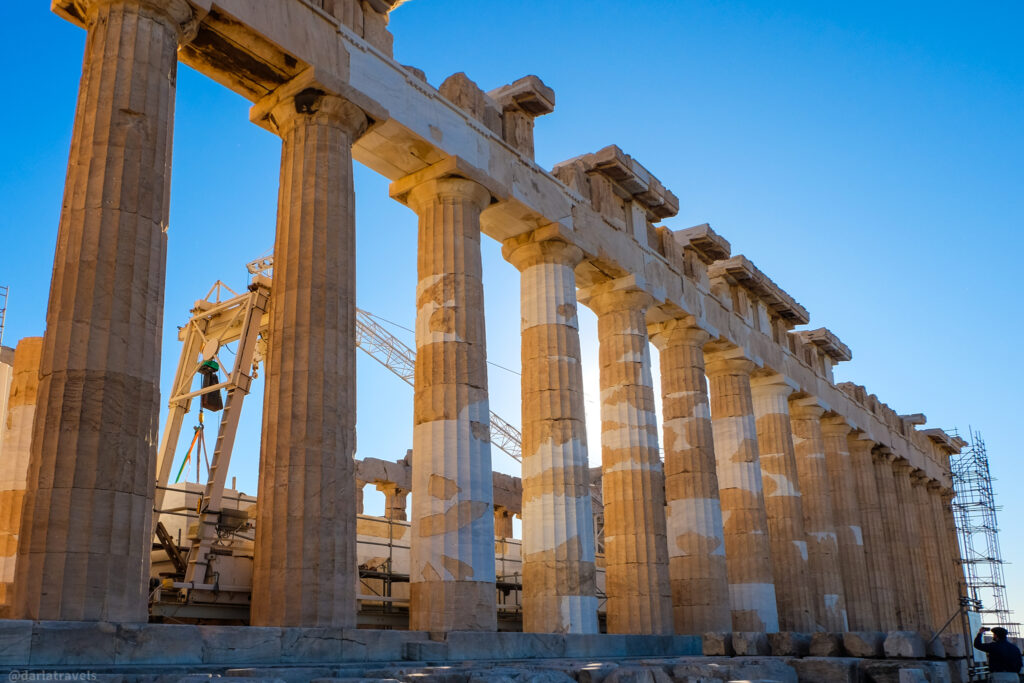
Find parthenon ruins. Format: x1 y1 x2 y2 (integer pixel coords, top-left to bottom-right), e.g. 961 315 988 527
0 0 989 680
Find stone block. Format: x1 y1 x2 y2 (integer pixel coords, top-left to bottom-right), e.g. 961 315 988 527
672 657 797 683
768 631 810 657
605 666 672 683
702 632 734 656
860 660 938 683
198 626 283 665
225 668 335 682
116 624 203 665
939 634 967 659
445 631 566 660
946 659 968 683
898 670 928 683
404 639 449 661
732 632 771 656
842 631 885 658
790 657 859 683
30 621 118 666
884 632 927 659
808 632 843 657
339 628 426 661
577 662 619 683
926 636 946 659
0 619 32 665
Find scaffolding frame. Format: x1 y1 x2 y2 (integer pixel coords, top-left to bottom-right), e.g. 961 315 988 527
949 427 1019 637
0 285 8 346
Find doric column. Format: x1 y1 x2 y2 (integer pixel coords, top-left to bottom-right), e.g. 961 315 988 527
0 338 43 605
820 417 876 630
377 483 409 522
504 231 598 634
494 507 514 540
705 351 779 633
927 483 956 626
848 434 898 630
873 449 915 629
789 401 848 631
891 457 930 630
356 480 366 515
14 0 193 622
939 487 966 634
578 281 672 635
251 85 368 627
648 320 730 635
393 172 496 632
749 374 815 632
912 470 944 630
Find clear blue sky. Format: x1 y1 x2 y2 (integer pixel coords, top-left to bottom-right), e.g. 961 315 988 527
1 1 1021 624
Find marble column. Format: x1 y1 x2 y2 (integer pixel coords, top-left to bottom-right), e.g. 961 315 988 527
580 283 672 635
927 482 957 626
705 352 779 633
913 471 946 630
377 483 409 522
252 88 368 627
789 401 848 630
939 487 966 633
648 320 731 635
749 374 815 632
848 434 898 630
504 233 598 634
874 449 916 629
0 338 43 605
494 507 514 540
820 417 876 630
891 457 930 631
405 175 496 632
13 0 193 622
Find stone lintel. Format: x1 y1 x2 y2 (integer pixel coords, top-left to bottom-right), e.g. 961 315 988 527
249 66 388 136
487 75 555 117
672 223 731 263
899 413 927 426
388 156 508 206
554 145 679 219
920 429 964 455
708 255 810 326
795 327 852 363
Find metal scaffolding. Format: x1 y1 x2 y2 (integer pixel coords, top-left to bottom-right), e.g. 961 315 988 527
0 285 8 346
949 428 1019 637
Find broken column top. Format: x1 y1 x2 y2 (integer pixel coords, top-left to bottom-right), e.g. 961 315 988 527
553 145 679 219
708 255 810 325
795 327 852 363
900 413 927 426
487 75 555 117
672 223 731 263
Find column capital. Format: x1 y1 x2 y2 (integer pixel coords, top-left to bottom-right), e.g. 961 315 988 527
926 479 943 493
577 276 654 316
789 396 826 419
57 0 195 33
749 371 798 399
390 156 505 209
820 415 853 437
847 431 876 453
374 481 408 495
501 225 583 271
647 317 709 350
909 469 929 487
251 67 384 138
891 456 913 475
704 351 755 378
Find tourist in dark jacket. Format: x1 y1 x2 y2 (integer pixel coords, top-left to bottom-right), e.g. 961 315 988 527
974 627 1022 682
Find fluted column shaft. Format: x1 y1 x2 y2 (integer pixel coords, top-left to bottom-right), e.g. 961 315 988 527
648 321 730 635
874 451 915 629
252 91 368 627
749 376 814 632
504 235 598 634
913 471 945 630
705 354 779 633
891 458 931 630
0 338 43 605
939 488 966 634
583 287 672 635
14 0 191 622
821 418 875 630
377 483 409 521
789 402 847 630
927 484 956 625
848 436 898 630
407 176 496 632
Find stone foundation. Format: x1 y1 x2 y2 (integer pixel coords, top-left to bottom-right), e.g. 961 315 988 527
0 622 968 682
